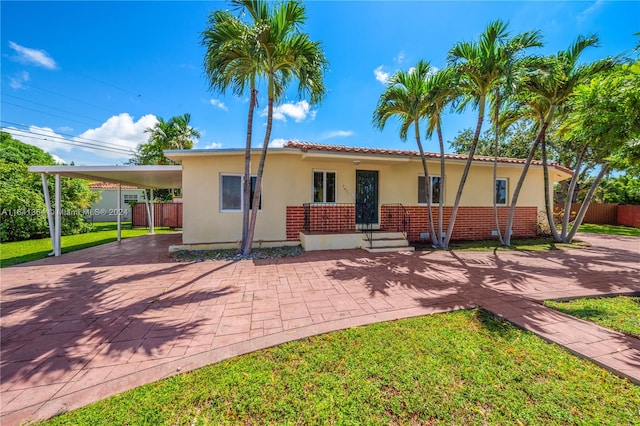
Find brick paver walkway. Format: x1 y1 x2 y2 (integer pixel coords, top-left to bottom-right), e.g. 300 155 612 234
1 232 639 425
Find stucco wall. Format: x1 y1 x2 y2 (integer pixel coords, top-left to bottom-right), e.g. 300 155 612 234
88 188 145 222
180 151 556 245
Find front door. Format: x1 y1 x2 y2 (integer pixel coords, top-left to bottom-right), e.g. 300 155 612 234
355 170 378 227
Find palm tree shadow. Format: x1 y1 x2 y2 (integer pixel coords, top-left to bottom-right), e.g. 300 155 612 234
1 261 237 385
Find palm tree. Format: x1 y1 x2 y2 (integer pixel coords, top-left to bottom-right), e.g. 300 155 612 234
507 35 615 243
373 61 441 247
202 5 262 249
444 20 541 248
239 0 328 255
423 67 459 247
171 113 201 150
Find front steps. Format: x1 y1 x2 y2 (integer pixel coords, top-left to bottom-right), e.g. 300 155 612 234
360 232 414 253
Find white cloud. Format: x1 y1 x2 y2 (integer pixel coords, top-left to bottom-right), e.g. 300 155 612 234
319 130 354 141
394 50 405 64
578 0 604 22
51 153 66 164
58 126 74 133
269 138 287 148
209 99 228 111
9 71 30 89
8 41 58 69
203 142 223 149
5 126 73 154
5 114 157 163
76 113 157 159
374 65 390 84
264 100 316 123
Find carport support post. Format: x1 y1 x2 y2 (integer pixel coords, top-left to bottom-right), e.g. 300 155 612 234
40 173 55 255
54 173 62 256
117 183 122 242
150 189 155 234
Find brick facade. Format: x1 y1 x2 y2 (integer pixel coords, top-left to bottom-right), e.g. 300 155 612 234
286 206 305 240
287 204 538 242
383 205 538 242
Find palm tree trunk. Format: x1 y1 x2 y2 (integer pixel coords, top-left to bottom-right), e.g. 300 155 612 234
542 134 561 242
492 91 505 246
243 93 273 256
560 143 587 240
443 95 485 249
415 121 438 248
565 163 609 243
241 87 257 251
436 119 445 248
504 107 554 246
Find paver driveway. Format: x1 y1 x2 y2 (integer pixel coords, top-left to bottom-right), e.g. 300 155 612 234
1 232 639 425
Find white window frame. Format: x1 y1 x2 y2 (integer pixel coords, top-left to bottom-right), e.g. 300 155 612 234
123 194 138 203
312 170 337 204
418 175 443 205
220 174 262 213
495 177 508 206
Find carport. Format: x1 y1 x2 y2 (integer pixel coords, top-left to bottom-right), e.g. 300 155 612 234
28 165 182 256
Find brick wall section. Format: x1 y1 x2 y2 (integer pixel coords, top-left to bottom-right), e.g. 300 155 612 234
381 205 538 242
289 205 538 242
617 205 640 228
286 205 357 239
286 206 305 240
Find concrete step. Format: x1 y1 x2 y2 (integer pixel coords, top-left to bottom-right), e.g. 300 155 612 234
365 237 410 248
362 231 405 240
362 245 415 253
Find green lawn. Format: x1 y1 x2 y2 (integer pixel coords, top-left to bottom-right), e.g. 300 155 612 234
0 222 177 268
414 237 590 252
42 309 639 425
545 296 640 339
578 223 640 237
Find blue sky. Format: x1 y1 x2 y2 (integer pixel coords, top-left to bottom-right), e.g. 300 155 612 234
1 1 638 165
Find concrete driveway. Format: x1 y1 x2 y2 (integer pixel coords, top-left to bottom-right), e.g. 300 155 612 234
1 232 639 425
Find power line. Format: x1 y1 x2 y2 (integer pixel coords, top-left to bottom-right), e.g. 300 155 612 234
1 123 136 155
0 120 138 151
2 93 105 125
1 100 99 127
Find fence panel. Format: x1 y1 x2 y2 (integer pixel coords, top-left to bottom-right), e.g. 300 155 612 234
132 203 182 228
617 205 640 228
555 203 618 225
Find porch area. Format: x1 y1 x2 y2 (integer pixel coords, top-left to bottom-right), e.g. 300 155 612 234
287 203 540 251
294 203 413 252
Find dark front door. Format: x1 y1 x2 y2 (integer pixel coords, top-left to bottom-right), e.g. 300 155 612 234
355 170 378 226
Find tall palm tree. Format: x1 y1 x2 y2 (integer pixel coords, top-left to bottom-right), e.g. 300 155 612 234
444 20 541 248
423 67 459 247
240 0 328 255
507 35 615 243
202 5 262 248
373 61 440 247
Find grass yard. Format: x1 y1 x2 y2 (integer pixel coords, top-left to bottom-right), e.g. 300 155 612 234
43 309 639 425
545 296 640 339
414 237 590 252
0 222 177 268
578 223 640 237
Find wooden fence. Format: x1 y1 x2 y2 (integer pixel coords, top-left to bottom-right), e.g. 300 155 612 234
554 203 640 227
132 203 182 228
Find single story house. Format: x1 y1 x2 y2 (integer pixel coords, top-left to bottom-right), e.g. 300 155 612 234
165 141 572 252
87 182 146 222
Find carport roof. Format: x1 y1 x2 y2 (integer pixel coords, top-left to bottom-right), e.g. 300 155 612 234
28 165 182 189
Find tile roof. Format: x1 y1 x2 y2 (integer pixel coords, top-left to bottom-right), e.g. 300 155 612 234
284 141 573 175
89 182 141 190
